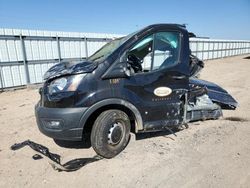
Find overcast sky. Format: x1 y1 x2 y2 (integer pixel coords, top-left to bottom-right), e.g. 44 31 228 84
0 0 249 40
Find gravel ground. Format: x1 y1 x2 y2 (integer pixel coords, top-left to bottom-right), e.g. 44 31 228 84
0 55 250 188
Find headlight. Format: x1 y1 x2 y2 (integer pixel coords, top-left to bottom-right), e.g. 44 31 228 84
48 74 86 95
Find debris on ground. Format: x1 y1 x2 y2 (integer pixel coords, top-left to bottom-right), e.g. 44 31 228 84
11 140 102 172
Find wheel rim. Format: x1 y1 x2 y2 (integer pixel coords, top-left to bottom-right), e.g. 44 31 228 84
108 122 124 145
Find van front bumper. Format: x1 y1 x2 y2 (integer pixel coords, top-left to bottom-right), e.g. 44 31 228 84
35 103 88 141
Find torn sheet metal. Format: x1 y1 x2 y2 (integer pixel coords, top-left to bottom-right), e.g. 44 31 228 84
189 78 238 109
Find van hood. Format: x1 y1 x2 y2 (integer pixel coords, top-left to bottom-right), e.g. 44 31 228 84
43 61 97 80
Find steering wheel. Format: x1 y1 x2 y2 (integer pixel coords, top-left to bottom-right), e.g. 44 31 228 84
127 54 143 73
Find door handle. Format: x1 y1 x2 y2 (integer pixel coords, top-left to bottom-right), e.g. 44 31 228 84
171 75 186 80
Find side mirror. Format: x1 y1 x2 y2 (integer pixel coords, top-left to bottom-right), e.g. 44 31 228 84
102 61 130 79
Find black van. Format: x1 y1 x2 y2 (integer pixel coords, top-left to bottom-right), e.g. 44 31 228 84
35 24 237 158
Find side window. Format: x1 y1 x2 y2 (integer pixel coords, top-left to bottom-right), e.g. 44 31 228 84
127 31 180 73
127 35 153 72
152 32 180 70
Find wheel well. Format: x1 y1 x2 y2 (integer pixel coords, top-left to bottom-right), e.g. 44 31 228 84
82 104 137 138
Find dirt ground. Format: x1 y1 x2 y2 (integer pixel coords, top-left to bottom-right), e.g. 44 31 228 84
0 55 250 188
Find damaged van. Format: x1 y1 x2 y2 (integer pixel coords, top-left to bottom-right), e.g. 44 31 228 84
35 24 237 158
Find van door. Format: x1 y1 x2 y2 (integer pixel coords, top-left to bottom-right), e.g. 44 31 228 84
124 31 189 130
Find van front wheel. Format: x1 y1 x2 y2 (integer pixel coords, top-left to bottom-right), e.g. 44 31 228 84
91 109 131 158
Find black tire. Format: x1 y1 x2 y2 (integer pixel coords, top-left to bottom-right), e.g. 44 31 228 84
91 109 131 158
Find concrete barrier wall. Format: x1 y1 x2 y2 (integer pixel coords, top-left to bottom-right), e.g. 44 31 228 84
0 28 250 89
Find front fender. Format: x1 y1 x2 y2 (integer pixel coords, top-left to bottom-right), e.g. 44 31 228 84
79 98 143 132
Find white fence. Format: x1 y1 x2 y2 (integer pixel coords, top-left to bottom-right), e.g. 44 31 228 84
0 28 250 89
0 28 123 89
190 38 250 60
